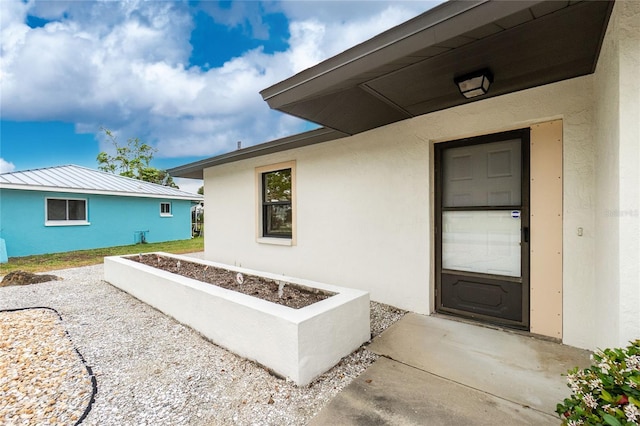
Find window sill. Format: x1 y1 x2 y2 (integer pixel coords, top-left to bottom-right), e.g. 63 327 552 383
45 221 91 227
160 214 173 217
257 237 292 246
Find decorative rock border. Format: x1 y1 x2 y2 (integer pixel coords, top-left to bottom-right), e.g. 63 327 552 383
104 252 371 386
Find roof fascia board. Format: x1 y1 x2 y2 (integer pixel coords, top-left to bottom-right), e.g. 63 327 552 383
168 127 348 178
0 184 202 201
260 0 546 108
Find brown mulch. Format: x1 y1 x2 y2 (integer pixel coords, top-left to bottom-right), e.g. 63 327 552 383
130 254 333 309
0 271 62 287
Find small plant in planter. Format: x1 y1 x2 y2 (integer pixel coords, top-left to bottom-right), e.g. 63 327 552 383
556 339 640 425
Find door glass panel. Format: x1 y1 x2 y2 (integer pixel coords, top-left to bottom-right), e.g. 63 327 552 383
443 139 521 207
442 210 521 277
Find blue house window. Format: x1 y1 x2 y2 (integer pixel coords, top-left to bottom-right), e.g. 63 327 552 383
160 202 172 217
45 198 89 226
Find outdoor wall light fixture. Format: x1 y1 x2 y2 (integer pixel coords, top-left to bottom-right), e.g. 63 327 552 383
454 69 493 99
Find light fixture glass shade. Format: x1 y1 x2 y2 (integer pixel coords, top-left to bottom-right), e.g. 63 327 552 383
455 69 493 99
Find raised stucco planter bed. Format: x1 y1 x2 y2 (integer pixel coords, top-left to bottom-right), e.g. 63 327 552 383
103 252 370 386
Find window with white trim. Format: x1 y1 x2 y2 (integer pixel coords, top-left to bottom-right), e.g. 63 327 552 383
45 198 89 226
160 202 172 216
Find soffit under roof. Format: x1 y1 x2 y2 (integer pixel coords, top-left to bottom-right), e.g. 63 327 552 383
260 0 614 135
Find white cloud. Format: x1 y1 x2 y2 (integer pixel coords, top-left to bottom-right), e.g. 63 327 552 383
173 177 202 195
0 0 442 162
280 1 441 63
0 158 16 174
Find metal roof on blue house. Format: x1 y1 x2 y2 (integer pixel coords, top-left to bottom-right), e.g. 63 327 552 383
0 165 202 200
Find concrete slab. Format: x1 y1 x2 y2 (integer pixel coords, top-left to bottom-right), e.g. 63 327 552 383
310 357 558 425
367 314 592 415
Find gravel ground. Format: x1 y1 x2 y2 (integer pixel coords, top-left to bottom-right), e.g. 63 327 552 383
1 308 95 425
0 260 405 425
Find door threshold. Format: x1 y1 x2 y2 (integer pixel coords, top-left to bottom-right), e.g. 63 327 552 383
431 312 561 344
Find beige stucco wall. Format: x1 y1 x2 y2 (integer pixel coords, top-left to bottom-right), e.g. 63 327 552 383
203 1 638 351
204 75 598 346
593 0 640 348
616 1 640 347
411 81 595 350
205 125 432 313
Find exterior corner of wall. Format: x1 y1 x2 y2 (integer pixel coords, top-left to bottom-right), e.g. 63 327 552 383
583 0 640 350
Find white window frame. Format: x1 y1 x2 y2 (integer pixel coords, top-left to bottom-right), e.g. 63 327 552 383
255 161 296 246
160 202 172 217
45 197 90 227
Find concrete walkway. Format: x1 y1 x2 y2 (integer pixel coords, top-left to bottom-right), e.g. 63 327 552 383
311 314 592 425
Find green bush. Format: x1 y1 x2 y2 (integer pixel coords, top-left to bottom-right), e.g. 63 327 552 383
557 339 640 425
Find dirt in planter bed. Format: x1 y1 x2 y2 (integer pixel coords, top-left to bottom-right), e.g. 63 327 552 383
129 254 334 309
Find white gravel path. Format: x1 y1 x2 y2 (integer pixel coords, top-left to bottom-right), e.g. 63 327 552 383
0 261 405 425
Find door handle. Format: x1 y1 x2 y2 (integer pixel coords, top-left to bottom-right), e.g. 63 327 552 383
523 227 529 243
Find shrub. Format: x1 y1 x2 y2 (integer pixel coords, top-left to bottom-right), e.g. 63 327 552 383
557 339 640 425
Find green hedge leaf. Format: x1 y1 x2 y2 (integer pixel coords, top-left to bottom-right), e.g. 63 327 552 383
602 413 622 426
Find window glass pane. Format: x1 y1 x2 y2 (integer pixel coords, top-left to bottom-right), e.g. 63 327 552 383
264 169 291 202
47 199 67 220
265 204 292 237
161 203 171 214
442 210 521 277
68 200 86 220
443 139 521 207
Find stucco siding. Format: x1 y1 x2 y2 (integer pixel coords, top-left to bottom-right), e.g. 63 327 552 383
204 75 598 343
0 189 192 257
202 2 638 350
616 0 640 348
204 130 432 314
410 79 596 350
594 0 622 350
593 0 640 348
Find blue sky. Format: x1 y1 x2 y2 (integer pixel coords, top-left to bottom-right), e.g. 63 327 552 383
0 0 441 193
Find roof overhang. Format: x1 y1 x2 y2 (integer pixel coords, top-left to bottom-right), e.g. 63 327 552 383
168 127 348 179
170 0 613 178
260 0 614 135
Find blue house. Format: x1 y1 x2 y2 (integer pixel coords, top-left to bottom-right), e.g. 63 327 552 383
0 165 202 258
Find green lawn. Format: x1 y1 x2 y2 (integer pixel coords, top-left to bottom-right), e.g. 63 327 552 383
0 237 204 275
